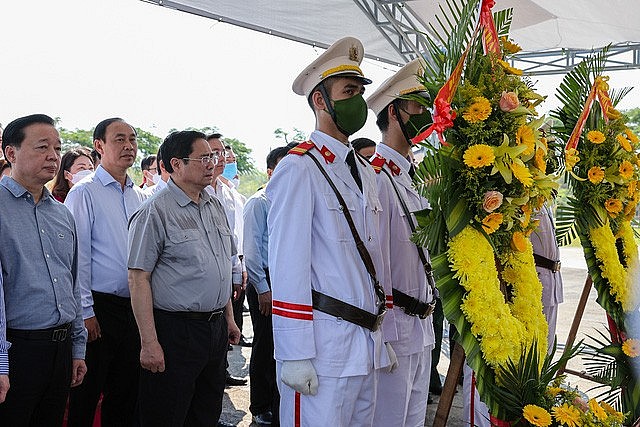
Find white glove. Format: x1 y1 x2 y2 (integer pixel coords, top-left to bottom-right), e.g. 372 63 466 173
281 359 319 395
385 342 398 373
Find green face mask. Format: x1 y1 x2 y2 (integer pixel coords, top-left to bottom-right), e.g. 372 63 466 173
403 111 433 140
331 94 369 137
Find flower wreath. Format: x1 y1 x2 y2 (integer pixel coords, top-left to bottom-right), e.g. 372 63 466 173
448 226 548 368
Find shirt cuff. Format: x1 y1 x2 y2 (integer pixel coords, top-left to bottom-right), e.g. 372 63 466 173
0 352 8 375
232 272 242 285
72 344 86 360
252 279 270 294
82 306 95 320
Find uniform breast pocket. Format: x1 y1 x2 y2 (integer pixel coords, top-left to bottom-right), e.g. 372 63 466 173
322 193 356 242
215 223 233 260
167 229 204 266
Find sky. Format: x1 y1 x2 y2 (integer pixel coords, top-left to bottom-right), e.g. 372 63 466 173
2 0 640 170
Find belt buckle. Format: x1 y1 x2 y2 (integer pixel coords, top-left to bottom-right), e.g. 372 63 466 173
553 261 562 272
207 311 219 321
52 328 68 342
421 301 437 319
372 309 387 332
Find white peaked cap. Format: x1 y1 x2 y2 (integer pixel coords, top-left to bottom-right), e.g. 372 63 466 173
366 58 428 116
292 36 372 97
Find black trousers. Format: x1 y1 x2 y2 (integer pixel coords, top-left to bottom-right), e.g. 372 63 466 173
247 284 279 423
0 329 72 426
137 310 228 427
430 297 444 391
68 291 140 427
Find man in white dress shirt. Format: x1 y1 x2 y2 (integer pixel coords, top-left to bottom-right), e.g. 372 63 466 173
267 37 395 427
367 58 436 427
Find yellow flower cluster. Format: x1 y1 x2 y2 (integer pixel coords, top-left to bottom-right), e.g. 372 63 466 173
463 144 495 168
523 404 552 427
587 130 606 144
463 97 492 123
448 227 547 368
516 125 536 155
589 220 640 312
552 403 581 427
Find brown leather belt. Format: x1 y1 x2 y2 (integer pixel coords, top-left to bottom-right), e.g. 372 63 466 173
533 253 561 272
392 288 435 319
311 290 386 332
7 323 71 342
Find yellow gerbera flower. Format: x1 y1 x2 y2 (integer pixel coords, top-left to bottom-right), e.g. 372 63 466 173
565 148 580 169
619 160 634 180
523 404 552 427
463 144 495 168
552 403 581 427
463 97 492 123
511 231 527 252
500 36 522 54
605 198 623 214
617 134 633 152
534 148 547 172
628 180 638 198
516 125 536 155
588 166 605 184
625 128 639 144
588 399 607 421
601 401 626 422
510 162 534 187
497 59 524 76
481 212 503 234
587 130 606 144
622 338 640 357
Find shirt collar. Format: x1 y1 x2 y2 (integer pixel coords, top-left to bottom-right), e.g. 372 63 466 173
95 164 134 188
376 143 411 174
167 178 212 207
0 175 54 201
310 130 352 162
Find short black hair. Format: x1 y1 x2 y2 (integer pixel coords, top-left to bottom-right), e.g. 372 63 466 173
2 114 55 155
352 137 376 152
90 148 101 165
266 143 297 170
375 100 408 132
141 155 157 171
93 118 124 141
206 133 222 141
155 149 163 174
159 130 206 174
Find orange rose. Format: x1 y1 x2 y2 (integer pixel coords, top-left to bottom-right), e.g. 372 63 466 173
499 91 520 112
482 191 504 213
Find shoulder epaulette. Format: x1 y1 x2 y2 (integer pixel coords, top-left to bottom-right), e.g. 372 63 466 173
288 140 316 156
370 154 386 174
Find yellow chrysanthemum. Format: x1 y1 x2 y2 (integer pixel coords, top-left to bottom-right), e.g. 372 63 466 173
511 232 527 252
511 162 534 187
463 97 492 123
601 401 626 423
546 386 563 397
628 180 638 198
625 128 639 144
463 144 495 168
588 399 607 421
588 166 605 184
481 212 503 234
552 403 581 427
500 36 522 54
617 134 633 152
516 125 536 155
523 404 552 427
497 59 524 75
605 198 623 214
587 130 606 144
622 338 640 357
565 148 580 169
619 160 634 180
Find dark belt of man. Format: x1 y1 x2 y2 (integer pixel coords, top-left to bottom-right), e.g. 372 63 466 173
533 253 562 272
7 323 71 342
392 288 435 319
311 290 386 332
154 308 225 322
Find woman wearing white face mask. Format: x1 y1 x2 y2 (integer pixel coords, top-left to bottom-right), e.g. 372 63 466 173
51 147 94 202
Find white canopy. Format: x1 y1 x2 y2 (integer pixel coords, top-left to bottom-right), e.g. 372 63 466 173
145 0 640 66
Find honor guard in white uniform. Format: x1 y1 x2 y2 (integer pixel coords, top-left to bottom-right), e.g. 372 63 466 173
267 37 395 427
367 58 437 427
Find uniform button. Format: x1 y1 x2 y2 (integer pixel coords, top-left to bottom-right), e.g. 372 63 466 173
368 236 372 241
58 304 62 308
46 254 50 258
338 206 344 211
41 229 45 233
53 278 58 283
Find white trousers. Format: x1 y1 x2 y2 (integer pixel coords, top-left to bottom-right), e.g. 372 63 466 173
544 303 558 354
373 346 433 427
276 362 378 427
462 362 491 427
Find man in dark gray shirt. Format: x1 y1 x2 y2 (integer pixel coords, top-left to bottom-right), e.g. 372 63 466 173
0 114 87 424
128 130 241 426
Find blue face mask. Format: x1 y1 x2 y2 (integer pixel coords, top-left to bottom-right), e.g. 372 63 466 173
222 162 238 180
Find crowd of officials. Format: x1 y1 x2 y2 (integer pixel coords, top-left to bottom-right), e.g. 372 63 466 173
0 36 563 427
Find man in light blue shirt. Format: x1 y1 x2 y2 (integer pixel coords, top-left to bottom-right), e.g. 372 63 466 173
0 114 87 424
65 117 147 426
0 258 8 404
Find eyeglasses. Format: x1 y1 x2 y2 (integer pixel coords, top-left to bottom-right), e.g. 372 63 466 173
211 150 229 159
182 155 219 165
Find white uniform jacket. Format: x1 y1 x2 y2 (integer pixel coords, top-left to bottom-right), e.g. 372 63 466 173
267 130 392 378
371 143 435 356
531 204 563 309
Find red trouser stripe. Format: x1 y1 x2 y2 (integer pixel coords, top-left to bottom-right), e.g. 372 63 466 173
295 391 301 427
272 308 313 321
273 300 313 312
471 372 476 426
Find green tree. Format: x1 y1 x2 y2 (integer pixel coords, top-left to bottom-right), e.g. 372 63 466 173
623 107 640 134
134 128 162 157
58 127 93 151
274 127 307 143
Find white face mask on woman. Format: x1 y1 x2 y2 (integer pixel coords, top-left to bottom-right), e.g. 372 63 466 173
68 169 93 185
